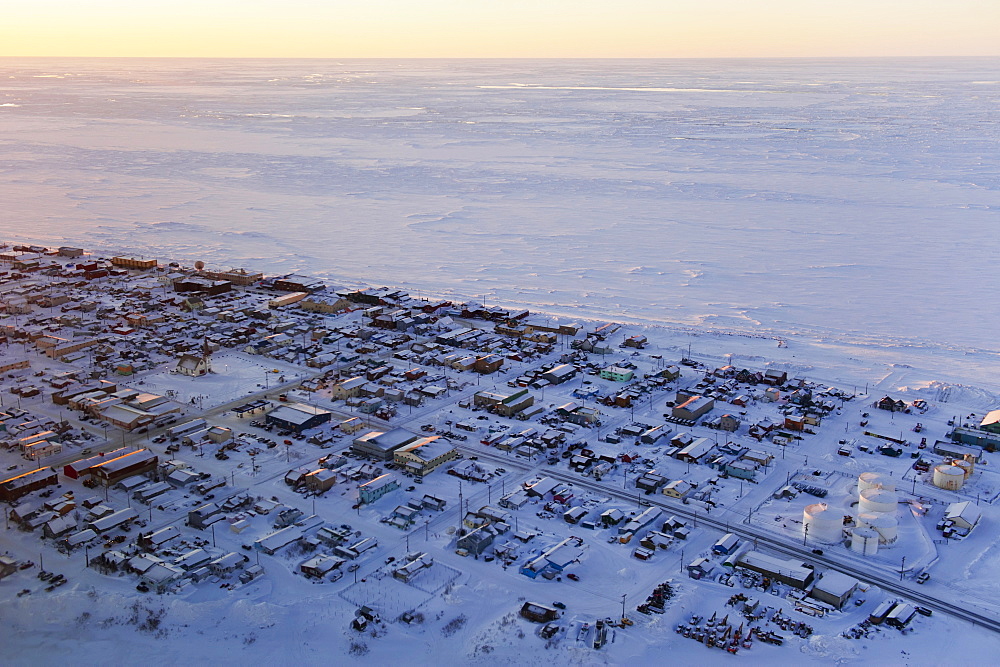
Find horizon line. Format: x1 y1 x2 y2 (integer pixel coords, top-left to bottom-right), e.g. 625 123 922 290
2 55 999 61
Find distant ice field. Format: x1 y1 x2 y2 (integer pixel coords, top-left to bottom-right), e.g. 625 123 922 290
1 58 998 352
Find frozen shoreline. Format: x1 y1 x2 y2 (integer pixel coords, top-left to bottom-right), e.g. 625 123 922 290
13 233 1000 397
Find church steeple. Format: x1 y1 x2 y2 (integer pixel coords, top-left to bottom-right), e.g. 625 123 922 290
200 337 213 374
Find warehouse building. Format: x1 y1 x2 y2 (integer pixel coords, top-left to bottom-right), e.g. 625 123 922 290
810 571 860 609
0 467 58 502
265 403 332 434
736 551 815 589
352 428 422 461
885 603 917 629
672 395 715 422
935 436 986 460
273 274 326 293
88 449 158 487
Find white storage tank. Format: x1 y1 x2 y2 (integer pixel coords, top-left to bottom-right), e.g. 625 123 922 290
850 527 880 555
858 471 896 495
803 502 843 543
857 512 899 544
953 460 974 480
859 487 899 514
933 464 965 491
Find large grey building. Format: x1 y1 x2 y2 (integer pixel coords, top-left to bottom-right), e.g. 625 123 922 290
266 403 332 434
352 428 422 460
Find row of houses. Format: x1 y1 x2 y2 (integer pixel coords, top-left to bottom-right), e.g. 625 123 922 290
14 496 141 541
95 544 254 591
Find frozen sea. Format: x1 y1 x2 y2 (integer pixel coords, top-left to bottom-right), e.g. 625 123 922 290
1 58 999 353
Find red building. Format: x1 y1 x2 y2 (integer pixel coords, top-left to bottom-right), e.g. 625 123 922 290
63 447 130 479
0 467 58 502
89 449 158 487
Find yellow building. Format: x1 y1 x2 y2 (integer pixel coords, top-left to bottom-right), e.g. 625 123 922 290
393 437 459 477
111 256 157 270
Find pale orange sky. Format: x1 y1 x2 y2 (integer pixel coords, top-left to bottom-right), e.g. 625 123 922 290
2 0 998 58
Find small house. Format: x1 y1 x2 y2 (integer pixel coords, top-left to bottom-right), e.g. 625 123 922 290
520 602 559 623
713 533 740 556
687 557 714 580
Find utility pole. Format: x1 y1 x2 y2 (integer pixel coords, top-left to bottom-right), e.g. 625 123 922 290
457 481 464 537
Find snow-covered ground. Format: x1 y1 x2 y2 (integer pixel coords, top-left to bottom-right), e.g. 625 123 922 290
127 353 310 409
1 309 998 664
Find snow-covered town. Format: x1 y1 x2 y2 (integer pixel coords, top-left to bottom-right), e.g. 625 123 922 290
2 242 1000 663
